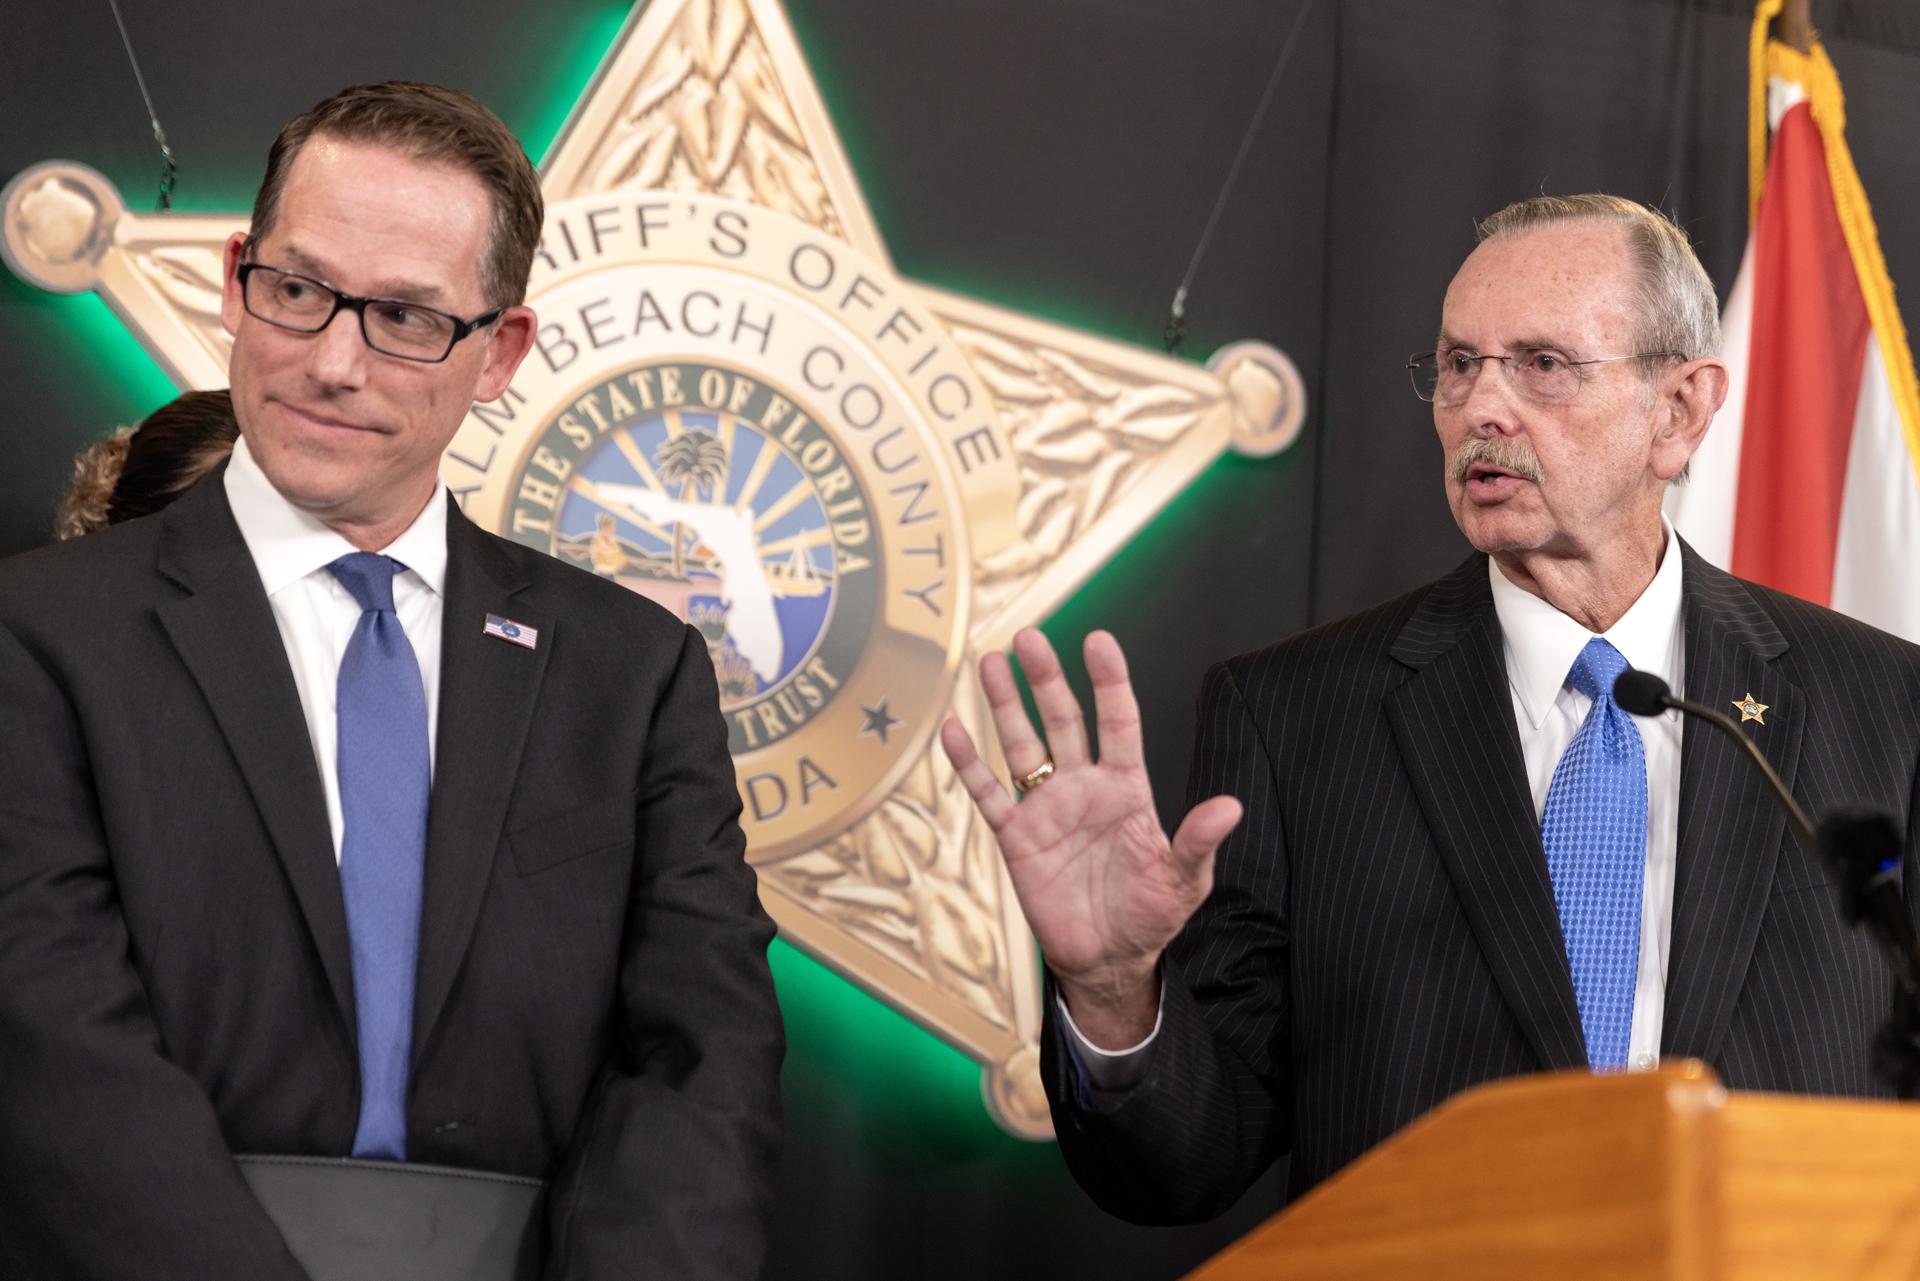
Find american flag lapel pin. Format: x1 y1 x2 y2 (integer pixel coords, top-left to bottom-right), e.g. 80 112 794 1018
483 613 539 650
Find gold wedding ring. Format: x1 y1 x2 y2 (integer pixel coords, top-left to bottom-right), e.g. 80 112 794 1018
1013 759 1055 794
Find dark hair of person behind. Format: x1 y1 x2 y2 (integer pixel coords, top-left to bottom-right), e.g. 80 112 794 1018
247 81 545 309
56 389 239 539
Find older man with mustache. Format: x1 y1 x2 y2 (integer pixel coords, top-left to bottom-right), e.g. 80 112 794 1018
941 193 1920 1221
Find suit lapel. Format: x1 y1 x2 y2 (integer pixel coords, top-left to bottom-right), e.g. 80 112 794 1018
410 504 552 1067
1661 544 1802 1063
152 477 356 1031
1383 556 1588 1071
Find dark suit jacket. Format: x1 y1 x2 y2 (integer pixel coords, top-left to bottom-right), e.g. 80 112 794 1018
1043 543 1920 1223
0 474 784 1278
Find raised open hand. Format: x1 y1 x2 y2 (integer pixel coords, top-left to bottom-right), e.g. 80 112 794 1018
940 628 1242 1046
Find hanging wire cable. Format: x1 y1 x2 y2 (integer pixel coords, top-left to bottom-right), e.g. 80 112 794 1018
105 0 177 209
1165 0 1319 354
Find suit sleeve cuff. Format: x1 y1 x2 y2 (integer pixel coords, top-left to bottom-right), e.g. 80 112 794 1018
1053 979 1164 1102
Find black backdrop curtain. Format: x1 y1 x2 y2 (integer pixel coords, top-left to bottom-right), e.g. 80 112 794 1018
1 2 1916 1277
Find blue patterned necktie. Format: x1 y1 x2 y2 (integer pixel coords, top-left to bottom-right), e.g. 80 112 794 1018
329 552 429 1159
1540 637 1647 1069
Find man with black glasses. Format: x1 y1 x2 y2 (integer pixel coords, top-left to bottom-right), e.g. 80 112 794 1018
942 194 1920 1221
0 82 782 1278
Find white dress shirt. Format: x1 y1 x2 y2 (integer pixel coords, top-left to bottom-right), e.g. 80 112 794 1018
1488 520 1685 1071
1062 521 1687 1082
223 436 446 863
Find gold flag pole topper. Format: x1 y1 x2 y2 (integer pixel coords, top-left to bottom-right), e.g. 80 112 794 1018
1 0 1306 1139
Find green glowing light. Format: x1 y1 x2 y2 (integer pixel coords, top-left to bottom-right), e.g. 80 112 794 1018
523 4 639 166
769 940 1017 1147
780 0 1150 351
1043 451 1298 645
30 289 182 413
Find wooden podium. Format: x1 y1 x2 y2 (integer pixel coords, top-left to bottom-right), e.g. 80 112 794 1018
1185 1062 1920 1280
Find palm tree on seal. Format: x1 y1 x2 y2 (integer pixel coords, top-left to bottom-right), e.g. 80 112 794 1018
653 428 730 579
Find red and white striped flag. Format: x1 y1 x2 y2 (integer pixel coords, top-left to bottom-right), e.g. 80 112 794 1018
1668 4 1920 641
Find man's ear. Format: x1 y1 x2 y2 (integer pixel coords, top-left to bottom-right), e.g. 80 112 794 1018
219 233 251 337
473 304 537 403
1651 356 1729 483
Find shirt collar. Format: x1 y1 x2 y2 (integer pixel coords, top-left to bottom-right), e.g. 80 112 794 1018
224 434 448 598
1489 517 1684 729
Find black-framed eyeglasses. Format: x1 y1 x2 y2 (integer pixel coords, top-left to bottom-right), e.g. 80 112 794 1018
237 261 503 364
1407 347 1685 406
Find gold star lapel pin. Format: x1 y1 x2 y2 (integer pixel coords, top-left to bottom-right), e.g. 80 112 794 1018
1732 692 1769 725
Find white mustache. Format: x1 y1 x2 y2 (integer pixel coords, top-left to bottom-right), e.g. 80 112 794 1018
1450 437 1544 484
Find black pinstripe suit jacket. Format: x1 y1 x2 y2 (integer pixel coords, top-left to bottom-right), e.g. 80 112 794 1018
1043 542 1920 1223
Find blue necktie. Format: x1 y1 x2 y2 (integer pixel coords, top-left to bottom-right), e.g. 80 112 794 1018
329 552 429 1159
1540 637 1646 1069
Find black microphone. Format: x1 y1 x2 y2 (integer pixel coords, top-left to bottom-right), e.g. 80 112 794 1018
1822 807 1920 1095
1820 809 1920 994
1610 669 1676 718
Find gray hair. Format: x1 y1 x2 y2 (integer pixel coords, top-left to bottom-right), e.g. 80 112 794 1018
1475 194 1721 362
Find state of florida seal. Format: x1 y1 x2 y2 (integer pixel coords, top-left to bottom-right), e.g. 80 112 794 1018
473 196 994 865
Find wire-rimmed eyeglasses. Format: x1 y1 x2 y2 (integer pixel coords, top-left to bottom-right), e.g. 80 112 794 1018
1408 346 1685 406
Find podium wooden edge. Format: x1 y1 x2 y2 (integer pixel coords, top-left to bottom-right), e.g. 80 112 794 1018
1183 1062 1920 1281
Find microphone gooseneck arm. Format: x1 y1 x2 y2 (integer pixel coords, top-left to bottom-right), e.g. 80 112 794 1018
1613 669 1821 858
1676 696 1819 859
1613 668 1920 1095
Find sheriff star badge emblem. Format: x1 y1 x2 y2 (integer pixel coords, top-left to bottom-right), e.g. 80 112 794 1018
1 0 1306 1138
